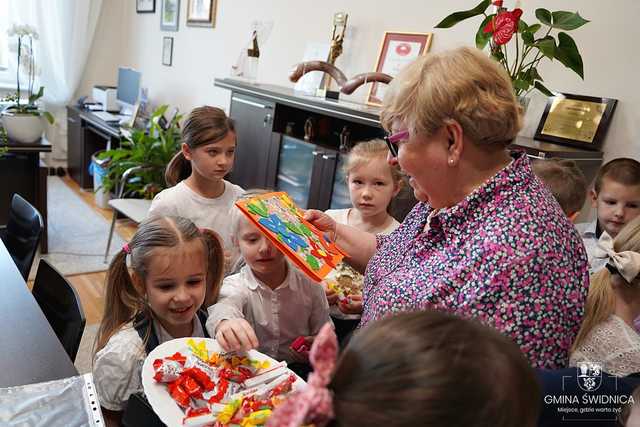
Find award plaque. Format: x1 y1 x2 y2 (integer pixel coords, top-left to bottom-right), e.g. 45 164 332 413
534 93 617 151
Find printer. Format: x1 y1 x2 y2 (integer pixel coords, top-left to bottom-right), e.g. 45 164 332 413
92 85 118 112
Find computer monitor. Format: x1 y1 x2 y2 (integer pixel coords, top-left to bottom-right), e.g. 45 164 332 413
116 67 141 115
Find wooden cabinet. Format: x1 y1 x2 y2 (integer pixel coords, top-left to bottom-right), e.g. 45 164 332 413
215 78 419 220
66 107 83 187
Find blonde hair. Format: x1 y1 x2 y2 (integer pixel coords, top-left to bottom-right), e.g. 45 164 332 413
380 47 521 146
532 159 587 215
94 216 224 355
165 106 235 187
229 189 272 247
343 139 403 187
571 215 640 352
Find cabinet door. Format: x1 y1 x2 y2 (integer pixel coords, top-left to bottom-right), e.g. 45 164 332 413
308 148 338 211
66 107 83 187
228 94 275 189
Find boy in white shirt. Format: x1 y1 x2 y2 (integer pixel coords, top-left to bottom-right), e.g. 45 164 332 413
206 193 331 378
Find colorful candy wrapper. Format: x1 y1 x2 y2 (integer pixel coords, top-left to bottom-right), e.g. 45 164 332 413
153 358 184 383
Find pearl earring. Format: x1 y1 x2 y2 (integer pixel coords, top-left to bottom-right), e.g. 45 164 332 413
448 159 454 166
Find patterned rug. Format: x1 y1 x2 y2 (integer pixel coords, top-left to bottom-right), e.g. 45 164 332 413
28 176 126 279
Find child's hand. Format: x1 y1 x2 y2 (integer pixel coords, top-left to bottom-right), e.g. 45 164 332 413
215 319 259 352
323 284 339 305
288 336 314 363
338 295 363 315
303 210 338 241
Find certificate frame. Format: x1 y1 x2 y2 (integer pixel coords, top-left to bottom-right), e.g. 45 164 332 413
186 0 216 27
137 0 156 13
162 36 173 66
160 0 180 32
366 31 433 106
534 93 618 151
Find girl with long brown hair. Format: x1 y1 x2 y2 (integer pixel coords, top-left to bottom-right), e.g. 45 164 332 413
570 215 640 376
93 216 224 424
148 106 244 259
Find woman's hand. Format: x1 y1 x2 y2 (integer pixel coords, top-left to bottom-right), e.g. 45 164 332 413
215 319 259 352
303 210 338 241
287 336 315 363
338 295 363 315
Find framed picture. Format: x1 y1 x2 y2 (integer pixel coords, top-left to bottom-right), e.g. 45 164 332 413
187 0 216 27
136 0 155 13
162 36 173 66
534 93 618 151
160 0 180 31
366 31 433 106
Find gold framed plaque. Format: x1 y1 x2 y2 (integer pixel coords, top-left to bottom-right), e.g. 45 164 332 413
534 93 617 151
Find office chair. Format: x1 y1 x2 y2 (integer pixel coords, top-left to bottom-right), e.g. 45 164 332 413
32 259 86 362
0 193 44 280
104 166 152 263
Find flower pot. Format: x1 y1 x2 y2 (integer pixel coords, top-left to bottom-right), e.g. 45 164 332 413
1 111 44 143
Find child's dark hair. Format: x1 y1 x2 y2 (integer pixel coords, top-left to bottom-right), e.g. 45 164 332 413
94 216 224 355
327 310 540 427
594 158 640 193
165 106 235 187
532 159 587 215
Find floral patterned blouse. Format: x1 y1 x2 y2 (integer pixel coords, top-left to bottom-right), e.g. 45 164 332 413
360 152 589 369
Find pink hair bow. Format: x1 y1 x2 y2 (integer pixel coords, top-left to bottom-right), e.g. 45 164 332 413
266 322 338 427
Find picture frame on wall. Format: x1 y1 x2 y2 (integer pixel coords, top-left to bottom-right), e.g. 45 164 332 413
187 0 216 27
162 36 174 66
160 0 180 31
136 0 155 13
366 31 433 106
534 93 618 151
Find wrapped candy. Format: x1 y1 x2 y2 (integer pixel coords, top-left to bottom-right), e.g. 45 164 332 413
153 358 184 383
168 379 191 408
240 409 272 426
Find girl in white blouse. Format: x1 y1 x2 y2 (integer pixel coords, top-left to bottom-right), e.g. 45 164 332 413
206 192 332 378
93 216 224 425
570 215 640 376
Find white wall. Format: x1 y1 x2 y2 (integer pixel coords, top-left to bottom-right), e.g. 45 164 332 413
77 0 640 161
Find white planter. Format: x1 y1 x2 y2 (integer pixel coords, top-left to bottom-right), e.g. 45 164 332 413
1 112 44 143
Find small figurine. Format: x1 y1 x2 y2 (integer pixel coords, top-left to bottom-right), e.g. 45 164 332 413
303 118 315 141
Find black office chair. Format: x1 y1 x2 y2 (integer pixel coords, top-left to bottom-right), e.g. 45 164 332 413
32 259 86 361
0 193 44 280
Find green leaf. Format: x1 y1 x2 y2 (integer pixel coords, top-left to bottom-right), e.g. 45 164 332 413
435 0 491 28
476 14 494 49
551 11 589 30
534 81 554 96
521 31 534 45
535 8 552 26
530 67 543 82
42 111 55 125
513 79 531 91
535 37 556 59
28 86 44 105
528 24 542 34
555 32 584 78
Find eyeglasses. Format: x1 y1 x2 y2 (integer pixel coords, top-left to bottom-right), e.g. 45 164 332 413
384 129 410 158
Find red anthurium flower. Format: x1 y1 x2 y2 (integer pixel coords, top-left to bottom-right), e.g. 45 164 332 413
483 8 523 45
492 0 503 6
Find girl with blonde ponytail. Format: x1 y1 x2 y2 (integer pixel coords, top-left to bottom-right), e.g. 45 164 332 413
93 216 224 424
148 106 244 262
570 215 640 376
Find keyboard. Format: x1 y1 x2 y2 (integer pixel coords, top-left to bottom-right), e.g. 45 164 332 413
92 111 121 123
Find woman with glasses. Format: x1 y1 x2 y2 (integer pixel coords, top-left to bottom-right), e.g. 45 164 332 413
305 47 588 369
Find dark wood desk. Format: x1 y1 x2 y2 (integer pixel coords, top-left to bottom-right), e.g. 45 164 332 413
0 139 51 253
66 106 122 189
0 240 78 387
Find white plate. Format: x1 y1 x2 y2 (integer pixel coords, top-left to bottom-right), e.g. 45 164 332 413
141 338 305 427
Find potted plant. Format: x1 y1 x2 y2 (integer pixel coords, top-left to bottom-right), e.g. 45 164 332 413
0 24 54 143
99 105 182 199
435 0 589 100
